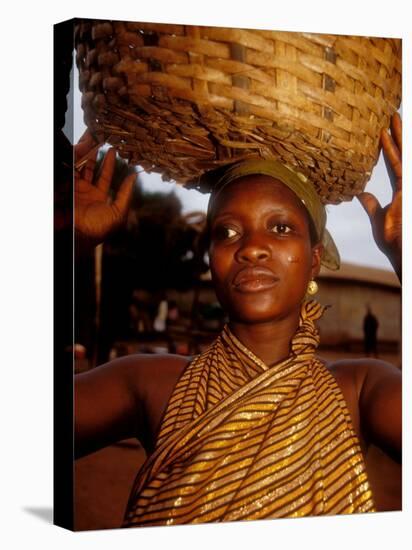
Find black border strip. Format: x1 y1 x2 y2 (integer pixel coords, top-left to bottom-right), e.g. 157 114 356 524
53 18 75 531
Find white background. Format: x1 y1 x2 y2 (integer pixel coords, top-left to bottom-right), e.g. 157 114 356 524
0 1 410 549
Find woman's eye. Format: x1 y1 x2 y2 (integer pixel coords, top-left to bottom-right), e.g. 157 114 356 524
271 224 292 234
213 226 238 240
226 228 238 238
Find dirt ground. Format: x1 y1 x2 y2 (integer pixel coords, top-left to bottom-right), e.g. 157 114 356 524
75 439 146 531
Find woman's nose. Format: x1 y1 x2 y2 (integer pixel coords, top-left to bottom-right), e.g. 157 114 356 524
235 236 271 263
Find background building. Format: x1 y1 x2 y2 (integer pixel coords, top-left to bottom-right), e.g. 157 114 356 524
317 262 401 363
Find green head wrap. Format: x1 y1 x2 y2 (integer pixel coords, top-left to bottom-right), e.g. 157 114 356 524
205 159 340 270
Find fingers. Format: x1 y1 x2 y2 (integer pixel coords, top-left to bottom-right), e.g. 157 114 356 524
83 158 95 184
97 148 117 194
74 130 97 163
390 112 402 155
357 192 382 224
75 178 93 194
78 129 94 144
113 173 137 217
381 128 402 190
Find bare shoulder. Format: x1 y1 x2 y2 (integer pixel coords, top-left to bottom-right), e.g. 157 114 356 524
111 352 191 390
321 356 401 459
114 352 192 449
105 352 191 412
326 356 401 393
77 352 190 398
75 352 192 456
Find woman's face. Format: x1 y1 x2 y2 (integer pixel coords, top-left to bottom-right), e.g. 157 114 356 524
208 175 323 325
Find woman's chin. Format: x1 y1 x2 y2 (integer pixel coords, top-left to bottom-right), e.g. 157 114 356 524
226 297 306 325
229 308 286 325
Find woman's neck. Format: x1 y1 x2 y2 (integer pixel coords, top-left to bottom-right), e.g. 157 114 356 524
228 311 300 366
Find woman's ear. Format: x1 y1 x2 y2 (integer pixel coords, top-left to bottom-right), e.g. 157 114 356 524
311 243 323 279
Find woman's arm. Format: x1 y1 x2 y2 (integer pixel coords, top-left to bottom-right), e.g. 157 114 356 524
73 136 190 458
358 359 402 463
75 356 144 459
73 136 140 458
75 353 189 458
356 113 402 461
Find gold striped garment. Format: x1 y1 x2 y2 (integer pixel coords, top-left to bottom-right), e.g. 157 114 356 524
123 300 375 527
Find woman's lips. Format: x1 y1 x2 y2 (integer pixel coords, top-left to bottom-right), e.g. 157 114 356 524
232 267 279 293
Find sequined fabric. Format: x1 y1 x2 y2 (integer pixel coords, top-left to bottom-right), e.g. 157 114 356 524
123 300 375 527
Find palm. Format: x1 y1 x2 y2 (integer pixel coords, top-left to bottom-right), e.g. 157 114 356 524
74 133 135 243
377 191 401 252
75 176 124 241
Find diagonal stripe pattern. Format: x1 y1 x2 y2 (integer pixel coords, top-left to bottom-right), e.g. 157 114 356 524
123 300 375 527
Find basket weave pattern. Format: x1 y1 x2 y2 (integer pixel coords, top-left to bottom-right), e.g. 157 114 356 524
75 20 401 203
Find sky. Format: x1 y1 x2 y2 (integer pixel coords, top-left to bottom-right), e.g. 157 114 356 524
69 45 399 272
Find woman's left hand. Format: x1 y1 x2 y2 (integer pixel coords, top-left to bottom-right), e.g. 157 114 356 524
357 112 402 280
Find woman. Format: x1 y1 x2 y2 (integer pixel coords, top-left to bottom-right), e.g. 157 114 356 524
74 114 402 526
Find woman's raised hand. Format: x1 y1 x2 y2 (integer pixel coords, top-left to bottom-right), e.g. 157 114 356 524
75 131 136 243
357 113 402 280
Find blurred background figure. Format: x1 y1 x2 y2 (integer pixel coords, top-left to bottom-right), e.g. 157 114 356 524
363 305 379 357
154 299 168 333
129 289 153 335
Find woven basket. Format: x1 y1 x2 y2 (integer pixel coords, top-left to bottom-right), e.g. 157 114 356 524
75 19 401 204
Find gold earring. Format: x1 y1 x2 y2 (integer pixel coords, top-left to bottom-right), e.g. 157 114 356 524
307 279 318 295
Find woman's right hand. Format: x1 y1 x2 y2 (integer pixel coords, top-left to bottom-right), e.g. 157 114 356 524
357 113 402 280
75 131 136 243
